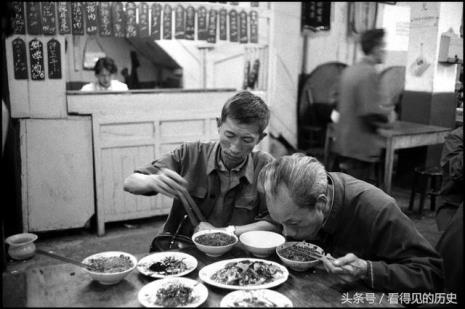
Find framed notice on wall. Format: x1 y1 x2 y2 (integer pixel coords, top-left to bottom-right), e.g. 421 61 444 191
57 2 71 34
12 38 28 79
29 39 45 80
47 39 62 79
301 2 331 32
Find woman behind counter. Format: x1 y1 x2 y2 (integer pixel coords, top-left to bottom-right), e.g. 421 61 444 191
81 57 128 91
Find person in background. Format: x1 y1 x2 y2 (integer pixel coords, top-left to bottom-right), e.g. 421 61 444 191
334 28 396 181
81 57 128 91
258 153 444 292
124 91 280 249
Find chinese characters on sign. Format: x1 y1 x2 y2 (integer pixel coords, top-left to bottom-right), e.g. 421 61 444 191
85 2 98 35
57 2 71 35
47 39 62 79
71 2 84 35
301 2 331 32
29 39 45 81
98 2 112 37
12 38 28 79
12 1 26 35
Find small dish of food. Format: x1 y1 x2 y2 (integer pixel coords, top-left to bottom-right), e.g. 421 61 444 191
276 241 324 272
138 277 208 307
220 289 293 307
192 230 238 257
82 251 137 285
137 252 198 278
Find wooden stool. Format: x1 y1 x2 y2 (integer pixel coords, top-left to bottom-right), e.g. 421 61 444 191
408 166 443 214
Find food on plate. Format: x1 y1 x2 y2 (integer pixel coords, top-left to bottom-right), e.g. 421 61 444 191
150 281 197 307
147 256 188 275
211 260 284 286
85 254 134 273
277 243 319 262
232 296 278 307
194 232 236 246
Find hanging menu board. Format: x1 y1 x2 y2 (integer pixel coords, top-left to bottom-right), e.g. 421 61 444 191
301 2 331 31
229 10 238 42
12 38 28 80
41 2 56 35
126 2 137 38
175 5 185 39
112 2 125 37
207 9 217 43
29 39 45 80
99 2 112 37
85 2 98 34
163 4 172 40
71 2 84 35
47 39 62 79
239 10 248 43
197 6 208 40
26 2 42 35
57 2 71 34
250 10 258 43
185 6 195 40
219 9 227 40
138 3 149 38
151 3 162 40
12 2 26 35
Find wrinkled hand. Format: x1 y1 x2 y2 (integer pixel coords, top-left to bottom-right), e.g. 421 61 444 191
148 168 188 199
322 253 368 284
194 221 217 234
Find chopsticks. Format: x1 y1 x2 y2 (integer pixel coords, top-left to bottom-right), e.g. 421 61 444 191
177 188 206 228
36 248 96 271
288 244 335 262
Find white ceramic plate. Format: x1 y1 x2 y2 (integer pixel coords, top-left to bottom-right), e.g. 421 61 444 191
137 252 198 278
220 289 293 307
199 258 289 290
138 277 208 308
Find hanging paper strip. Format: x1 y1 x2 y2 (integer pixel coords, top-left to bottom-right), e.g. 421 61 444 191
126 2 137 38
71 2 84 35
57 2 71 34
138 3 149 38
98 2 112 37
112 2 125 37
41 2 57 35
249 10 258 43
26 2 42 35
239 10 248 43
207 9 217 43
85 2 98 34
163 4 172 40
12 38 28 79
12 2 26 35
197 6 208 40
185 6 195 40
47 39 62 79
229 9 238 42
219 9 227 40
175 5 185 39
29 39 45 80
151 3 162 40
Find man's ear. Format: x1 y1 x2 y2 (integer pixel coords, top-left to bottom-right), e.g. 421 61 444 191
216 117 221 128
315 194 327 212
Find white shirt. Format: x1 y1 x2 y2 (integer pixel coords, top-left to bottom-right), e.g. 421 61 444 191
80 80 128 91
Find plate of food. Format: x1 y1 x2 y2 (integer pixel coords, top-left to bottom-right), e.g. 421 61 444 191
220 289 293 307
138 277 208 307
199 258 289 290
137 252 198 278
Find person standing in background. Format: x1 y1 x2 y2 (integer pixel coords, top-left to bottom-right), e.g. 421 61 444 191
81 57 128 91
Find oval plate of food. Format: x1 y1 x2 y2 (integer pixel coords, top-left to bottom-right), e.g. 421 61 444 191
199 258 289 290
220 289 293 307
138 277 208 308
137 252 198 278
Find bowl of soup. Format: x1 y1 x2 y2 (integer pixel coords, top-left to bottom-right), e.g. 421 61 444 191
192 230 238 257
82 251 137 285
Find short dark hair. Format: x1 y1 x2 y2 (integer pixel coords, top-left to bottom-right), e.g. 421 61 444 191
220 91 270 134
94 57 117 75
360 29 385 55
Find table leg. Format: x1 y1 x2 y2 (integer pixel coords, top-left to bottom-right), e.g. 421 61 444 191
384 138 395 195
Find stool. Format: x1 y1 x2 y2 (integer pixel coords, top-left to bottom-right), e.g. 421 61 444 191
408 166 443 214
336 156 383 187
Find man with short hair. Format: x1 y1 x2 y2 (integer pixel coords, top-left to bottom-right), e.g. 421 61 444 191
258 153 444 292
124 91 280 244
81 57 128 91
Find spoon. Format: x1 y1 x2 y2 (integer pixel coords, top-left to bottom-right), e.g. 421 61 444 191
36 248 96 271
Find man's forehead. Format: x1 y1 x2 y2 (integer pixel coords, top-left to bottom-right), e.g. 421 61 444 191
221 117 260 136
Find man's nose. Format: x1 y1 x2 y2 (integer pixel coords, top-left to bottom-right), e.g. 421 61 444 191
229 140 242 154
283 226 295 238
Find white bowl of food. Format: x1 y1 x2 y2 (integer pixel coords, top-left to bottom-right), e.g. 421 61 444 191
82 251 137 285
239 231 285 258
276 242 324 272
192 230 238 257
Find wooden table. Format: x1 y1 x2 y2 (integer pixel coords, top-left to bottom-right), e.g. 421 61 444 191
4 246 398 307
325 121 451 194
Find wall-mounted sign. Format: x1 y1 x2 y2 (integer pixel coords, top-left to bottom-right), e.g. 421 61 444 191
29 39 45 80
126 2 137 38
98 2 112 37
12 38 28 79
250 10 258 43
151 3 162 40
26 2 42 35
12 2 26 35
185 6 195 40
57 2 71 34
197 6 208 40
239 10 248 43
138 3 149 38
207 9 218 43
85 2 98 35
41 2 57 35
229 9 238 42
47 39 62 79
112 2 125 37
71 2 84 35
219 9 227 40
175 5 185 39
163 4 172 39
302 2 331 32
